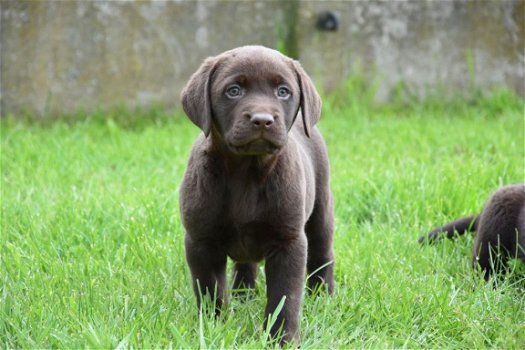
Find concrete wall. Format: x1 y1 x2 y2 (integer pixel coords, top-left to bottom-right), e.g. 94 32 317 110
1 0 523 117
297 1 525 101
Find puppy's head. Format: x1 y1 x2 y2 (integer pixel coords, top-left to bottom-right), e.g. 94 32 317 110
181 46 321 156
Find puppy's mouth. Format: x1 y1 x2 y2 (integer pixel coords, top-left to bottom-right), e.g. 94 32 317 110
229 137 283 155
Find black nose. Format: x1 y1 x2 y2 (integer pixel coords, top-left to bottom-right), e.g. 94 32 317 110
249 113 274 128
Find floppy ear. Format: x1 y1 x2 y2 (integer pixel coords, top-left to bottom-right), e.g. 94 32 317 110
180 57 220 137
292 60 322 138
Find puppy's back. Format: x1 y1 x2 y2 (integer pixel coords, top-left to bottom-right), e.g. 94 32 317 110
474 184 525 265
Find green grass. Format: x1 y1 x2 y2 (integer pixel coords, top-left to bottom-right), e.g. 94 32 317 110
2 92 524 348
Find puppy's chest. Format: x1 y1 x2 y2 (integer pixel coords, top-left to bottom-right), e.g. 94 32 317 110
220 179 297 262
226 179 271 215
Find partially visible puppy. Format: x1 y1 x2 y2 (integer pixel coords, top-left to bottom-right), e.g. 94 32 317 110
419 184 525 280
179 46 335 345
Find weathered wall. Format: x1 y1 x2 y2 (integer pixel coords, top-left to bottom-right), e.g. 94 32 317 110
1 0 523 116
297 1 525 101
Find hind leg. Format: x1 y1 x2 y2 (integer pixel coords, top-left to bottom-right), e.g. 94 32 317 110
305 196 335 294
472 239 494 281
232 262 257 298
472 230 509 281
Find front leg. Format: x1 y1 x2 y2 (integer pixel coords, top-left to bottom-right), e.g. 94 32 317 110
264 235 307 345
185 235 227 315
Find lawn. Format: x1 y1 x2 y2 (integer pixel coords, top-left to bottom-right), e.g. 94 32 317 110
1 92 524 348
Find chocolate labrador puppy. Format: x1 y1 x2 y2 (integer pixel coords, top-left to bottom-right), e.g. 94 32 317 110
419 184 525 280
179 46 335 344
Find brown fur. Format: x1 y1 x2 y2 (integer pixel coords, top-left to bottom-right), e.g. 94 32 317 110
179 46 335 345
419 184 525 280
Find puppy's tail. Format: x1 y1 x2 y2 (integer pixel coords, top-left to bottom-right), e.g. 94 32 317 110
418 215 479 244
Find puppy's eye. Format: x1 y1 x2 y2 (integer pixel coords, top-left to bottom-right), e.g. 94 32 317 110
226 85 243 98
276 86 290 99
